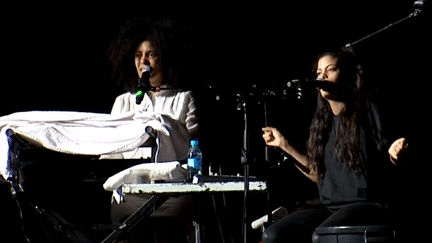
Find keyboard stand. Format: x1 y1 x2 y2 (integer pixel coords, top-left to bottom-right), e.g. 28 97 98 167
101 194 169 243
105 178 267 243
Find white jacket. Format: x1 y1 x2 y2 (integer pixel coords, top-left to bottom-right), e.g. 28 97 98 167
111 90 199 137
103 90 200 160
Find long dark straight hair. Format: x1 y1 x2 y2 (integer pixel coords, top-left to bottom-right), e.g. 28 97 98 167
306 47 367 178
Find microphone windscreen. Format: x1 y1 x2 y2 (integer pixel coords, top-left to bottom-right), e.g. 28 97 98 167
143 65 152 73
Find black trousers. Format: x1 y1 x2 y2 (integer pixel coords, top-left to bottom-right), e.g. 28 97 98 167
262 202 392 243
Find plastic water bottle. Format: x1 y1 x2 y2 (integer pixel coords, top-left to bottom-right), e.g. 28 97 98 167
187 140 202 181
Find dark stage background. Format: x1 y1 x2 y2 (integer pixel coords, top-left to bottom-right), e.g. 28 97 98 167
2 0 430 172
1 1 430 241
1 1 430 111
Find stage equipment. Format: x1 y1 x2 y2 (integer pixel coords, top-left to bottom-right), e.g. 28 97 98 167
346 0 427 47
236 89 277 243
136 65 152 104
313 225 395 243
103 176 267 243
287 78 340 98
209 81 314 242
5 124 159 243
201 83 307 242
135 65 189 105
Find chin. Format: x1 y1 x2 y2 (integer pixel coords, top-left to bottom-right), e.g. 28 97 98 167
320 90 330 98
320 90 339 101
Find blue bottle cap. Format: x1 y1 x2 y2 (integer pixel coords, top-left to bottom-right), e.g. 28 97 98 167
191 140 198 147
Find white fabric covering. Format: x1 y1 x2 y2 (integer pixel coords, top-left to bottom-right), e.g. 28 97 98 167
103 161 187 191
0 110 190 179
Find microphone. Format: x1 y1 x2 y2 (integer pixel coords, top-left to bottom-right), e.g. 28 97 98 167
135 65 189 104
287 78 338 92
136 65 152 105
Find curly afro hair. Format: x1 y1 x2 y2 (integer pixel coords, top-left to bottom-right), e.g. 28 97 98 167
107 17 187 92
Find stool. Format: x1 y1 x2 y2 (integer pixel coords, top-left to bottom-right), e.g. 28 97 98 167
313 225 395 243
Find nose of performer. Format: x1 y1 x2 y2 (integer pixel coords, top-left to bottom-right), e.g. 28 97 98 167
319 71 328 80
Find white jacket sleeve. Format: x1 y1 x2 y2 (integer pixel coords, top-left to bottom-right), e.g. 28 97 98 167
111 93 131 115
185 92 200 138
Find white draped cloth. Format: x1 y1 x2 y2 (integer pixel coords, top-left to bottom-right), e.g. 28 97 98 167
0 110 190 180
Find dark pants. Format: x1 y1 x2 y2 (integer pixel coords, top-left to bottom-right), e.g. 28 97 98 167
262 202 392 243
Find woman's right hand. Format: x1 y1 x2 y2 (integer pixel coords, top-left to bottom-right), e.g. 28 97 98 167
263 127 317 181
262 127 291 153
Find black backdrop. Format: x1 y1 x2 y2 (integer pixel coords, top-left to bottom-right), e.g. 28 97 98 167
1 1 430 241
2 1 430 112
2 0 430 179
2 0 430 184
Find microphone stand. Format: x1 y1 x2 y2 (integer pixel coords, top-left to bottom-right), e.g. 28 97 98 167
262 99 273 229
237 96 251 243
214 84 303 241
346 0 426 47
236 90 275 243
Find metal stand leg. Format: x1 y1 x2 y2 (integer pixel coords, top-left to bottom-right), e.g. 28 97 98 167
101 195 169 243
193 221 202 243
35 206 94 243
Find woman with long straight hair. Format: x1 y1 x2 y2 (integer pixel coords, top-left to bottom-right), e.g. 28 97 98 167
261 47 408 243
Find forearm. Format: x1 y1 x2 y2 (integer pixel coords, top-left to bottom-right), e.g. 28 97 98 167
278 145 318 183
294 163 319 182
262 127 318 182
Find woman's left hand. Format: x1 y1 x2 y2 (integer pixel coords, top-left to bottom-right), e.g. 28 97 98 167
388 137 409 166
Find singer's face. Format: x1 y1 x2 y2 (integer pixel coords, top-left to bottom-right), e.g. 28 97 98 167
135 40 164 87
316 55 341 100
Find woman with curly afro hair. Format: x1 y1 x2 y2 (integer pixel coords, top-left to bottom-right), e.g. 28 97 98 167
107 17 199 139
107 17 199 243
